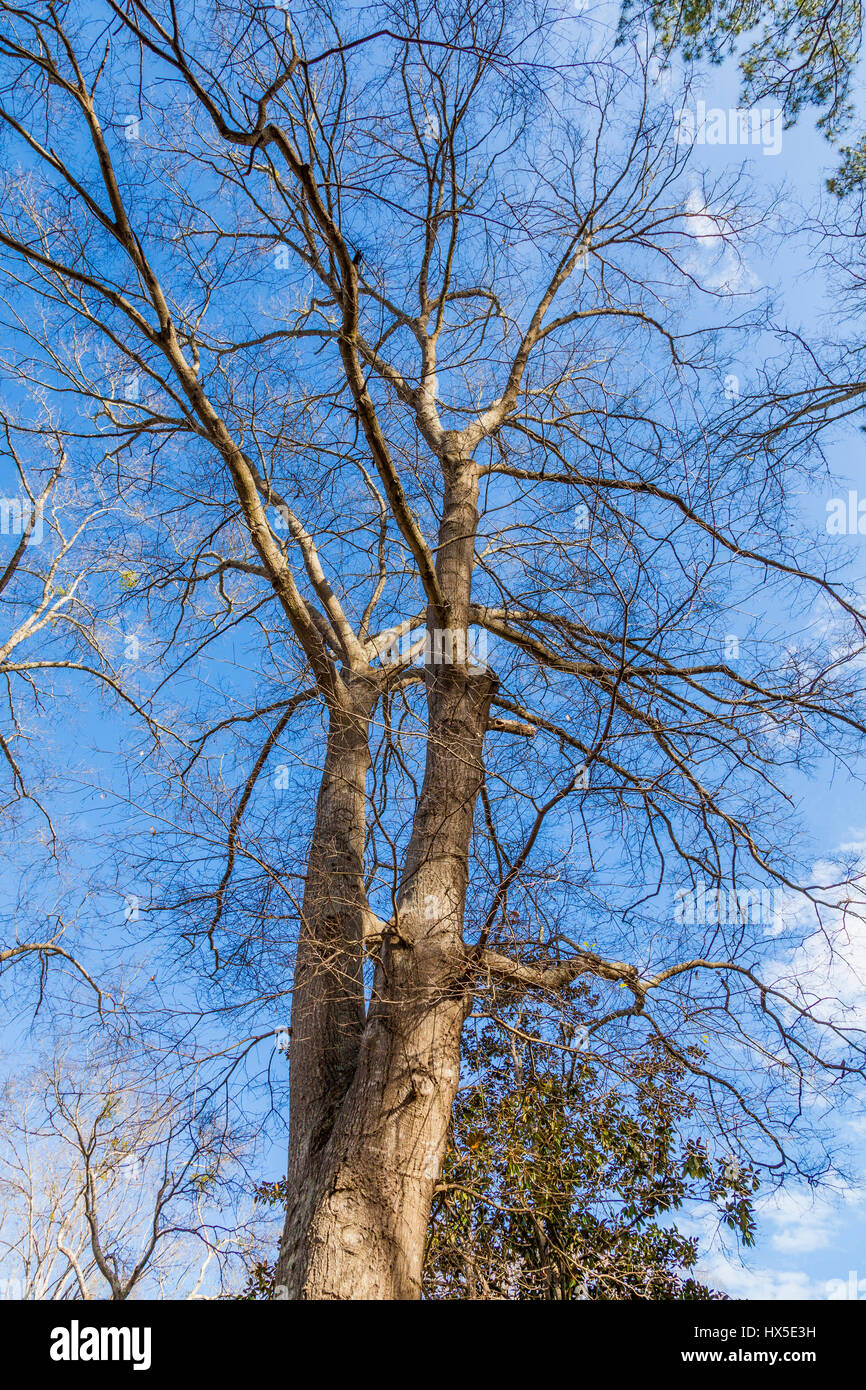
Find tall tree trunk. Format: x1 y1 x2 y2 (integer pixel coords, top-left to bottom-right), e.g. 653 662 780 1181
278 457 494 1299
283 675 376 1223
278 662 496 1298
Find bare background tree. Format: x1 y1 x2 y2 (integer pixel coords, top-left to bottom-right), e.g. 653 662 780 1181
0 1043 254 1299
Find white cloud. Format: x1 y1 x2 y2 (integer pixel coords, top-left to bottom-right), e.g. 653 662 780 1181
698 1253 823 1299
766 845 866 1020
682 188 759 293
684 1183 866 1298
760 1184 865 1255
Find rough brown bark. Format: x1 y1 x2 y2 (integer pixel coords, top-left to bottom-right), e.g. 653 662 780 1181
283 674 377 1208
277 459 495 1298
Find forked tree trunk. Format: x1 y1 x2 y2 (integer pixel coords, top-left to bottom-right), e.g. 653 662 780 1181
278 661 497 1297
277 457 494 1298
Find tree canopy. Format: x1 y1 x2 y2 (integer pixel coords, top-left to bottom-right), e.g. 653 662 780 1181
0 0 863 1298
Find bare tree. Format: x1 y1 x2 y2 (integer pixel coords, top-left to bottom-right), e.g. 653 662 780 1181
0 0 864 1300
0 1045 253 1300
0 387 189 1009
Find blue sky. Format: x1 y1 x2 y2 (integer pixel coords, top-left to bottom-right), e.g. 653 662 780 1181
1 0 865 1299
590 4 866 1298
